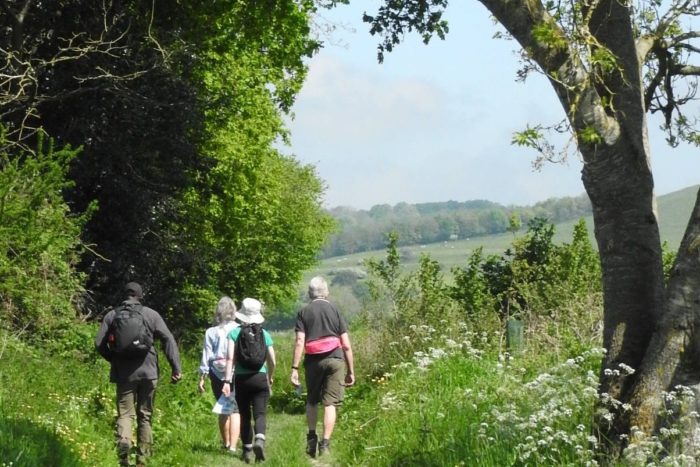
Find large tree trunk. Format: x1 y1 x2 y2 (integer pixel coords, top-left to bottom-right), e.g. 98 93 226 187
581 0 667 448
626 189 700 449
478 0 673 455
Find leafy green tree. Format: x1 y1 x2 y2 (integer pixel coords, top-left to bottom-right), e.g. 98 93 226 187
2 0 334 330
365 231 403 314
362 0 700 451
0 131 89 337
450 247 491 316
163 0 334 325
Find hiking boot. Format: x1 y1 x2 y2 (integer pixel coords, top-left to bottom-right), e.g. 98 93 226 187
318 439 331 456
117 441 130 466
253 437 266 462
242 447 254 464
306 432 318 458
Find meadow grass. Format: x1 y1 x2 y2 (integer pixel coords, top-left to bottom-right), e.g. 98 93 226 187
0 330 319 467
3 318 699 466
333 322 604 467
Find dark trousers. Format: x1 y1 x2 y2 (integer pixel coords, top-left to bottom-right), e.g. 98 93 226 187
234 372 270 445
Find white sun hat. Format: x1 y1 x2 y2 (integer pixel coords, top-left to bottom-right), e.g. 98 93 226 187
235 298 264 324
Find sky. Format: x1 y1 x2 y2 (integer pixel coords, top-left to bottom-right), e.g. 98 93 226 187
284 2 700 210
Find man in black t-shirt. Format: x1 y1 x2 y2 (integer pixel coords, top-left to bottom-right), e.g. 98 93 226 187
291 276 355 458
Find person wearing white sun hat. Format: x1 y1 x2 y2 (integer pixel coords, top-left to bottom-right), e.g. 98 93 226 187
222 298 276 463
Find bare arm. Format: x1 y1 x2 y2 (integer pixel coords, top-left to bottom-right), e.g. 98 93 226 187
266 345 276 385
222 336 235 397
290 331 305 386
340 332 355 386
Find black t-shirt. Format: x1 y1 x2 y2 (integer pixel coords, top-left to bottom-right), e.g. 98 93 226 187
295 299 347 360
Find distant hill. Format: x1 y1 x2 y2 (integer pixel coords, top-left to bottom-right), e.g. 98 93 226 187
322 193 593 258
657 185 698 247
313 186 698 278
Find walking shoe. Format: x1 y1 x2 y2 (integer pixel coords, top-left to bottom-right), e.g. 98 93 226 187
253 437 266 462
306 432 318 458
318 439 331 456
242 446 254 464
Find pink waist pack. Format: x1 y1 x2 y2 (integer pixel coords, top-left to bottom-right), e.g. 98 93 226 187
305 336 341 355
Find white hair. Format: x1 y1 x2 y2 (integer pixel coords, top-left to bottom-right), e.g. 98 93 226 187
215 296 236 325
308 276 329 299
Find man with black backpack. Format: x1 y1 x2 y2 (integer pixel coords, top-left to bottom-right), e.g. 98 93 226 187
95 282 182 467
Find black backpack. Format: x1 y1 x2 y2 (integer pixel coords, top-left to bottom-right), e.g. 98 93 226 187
108 303 153 358
235 323 267 371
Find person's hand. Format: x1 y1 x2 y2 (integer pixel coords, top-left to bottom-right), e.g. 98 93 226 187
290 368 300 387
268 375 274 386
171 372 182 384
345 372 355 387
198 378 205 393
222 382 231 397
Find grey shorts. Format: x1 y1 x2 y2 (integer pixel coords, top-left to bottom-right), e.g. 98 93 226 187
304 357 346 407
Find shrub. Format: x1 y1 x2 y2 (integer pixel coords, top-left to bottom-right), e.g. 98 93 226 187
0 131 91 340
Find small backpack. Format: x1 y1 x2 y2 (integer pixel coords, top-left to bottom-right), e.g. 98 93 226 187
235 323 267 371
108 303 153 358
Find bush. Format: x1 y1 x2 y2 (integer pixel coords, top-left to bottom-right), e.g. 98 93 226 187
0 131 91 339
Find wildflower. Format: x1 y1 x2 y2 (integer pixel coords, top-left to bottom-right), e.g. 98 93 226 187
618 363 635 375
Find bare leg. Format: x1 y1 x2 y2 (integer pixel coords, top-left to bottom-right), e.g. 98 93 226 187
230 413 241 450
218 414 230 447
322 405 336 440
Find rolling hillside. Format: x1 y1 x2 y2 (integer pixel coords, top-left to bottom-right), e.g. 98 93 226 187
312 185 698 278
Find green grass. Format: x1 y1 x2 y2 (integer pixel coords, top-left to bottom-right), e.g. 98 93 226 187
2 324 595 467
332 325 604 467
0 331 328 467
3 316 691 466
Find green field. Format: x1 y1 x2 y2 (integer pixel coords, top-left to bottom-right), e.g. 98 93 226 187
308 185 698 280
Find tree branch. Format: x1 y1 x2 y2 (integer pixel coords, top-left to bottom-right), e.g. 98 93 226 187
478 0 620 145
670 64 700 76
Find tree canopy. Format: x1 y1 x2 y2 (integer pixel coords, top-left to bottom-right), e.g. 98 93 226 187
1 0 334 332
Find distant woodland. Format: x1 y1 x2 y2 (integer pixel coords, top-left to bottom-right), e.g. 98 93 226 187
322 193 592 257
